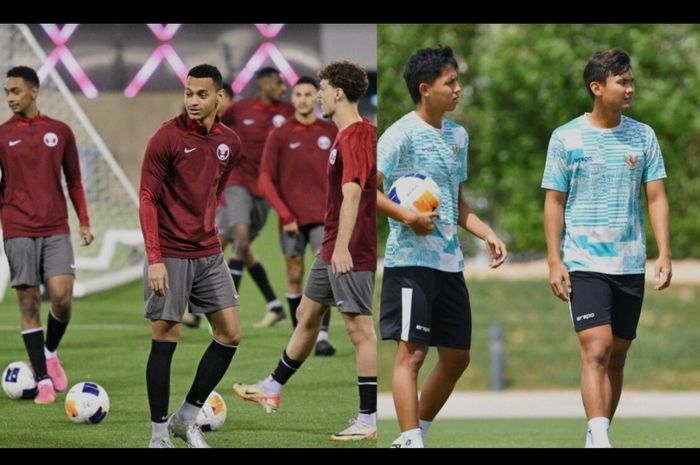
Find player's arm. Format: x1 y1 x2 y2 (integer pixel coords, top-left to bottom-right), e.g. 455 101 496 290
544 189 570 301
644 179 672 290
376 171 438 236
458 189 507 269
139 130 171 296
258 129 297 232
332 181 361 275
62 126 94 246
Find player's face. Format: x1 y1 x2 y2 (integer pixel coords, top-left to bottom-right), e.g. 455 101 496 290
4 77 37 116
600 70 635 110
184 76 220 122
318 79 338 118
262 74 287 103
292 83 318 117
424 65 460 112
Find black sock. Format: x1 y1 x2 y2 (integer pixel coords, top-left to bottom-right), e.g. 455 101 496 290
358 376 377 414
270 350 303 386
248 263 279 306
286 295 301 328
22 328 48 381
321 309 331 332
228 259 244 289
45 312 69 352
146 340 177 423
185 339 238 407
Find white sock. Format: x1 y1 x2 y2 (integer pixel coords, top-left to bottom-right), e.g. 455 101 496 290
44 347 56 359
263 375 282 395
266 299 282 311
401 428 424 448
419 419 432 440
587 417 611 448
152 421 168 439
357 412 376 427
316 330 329 342
177 401 200 424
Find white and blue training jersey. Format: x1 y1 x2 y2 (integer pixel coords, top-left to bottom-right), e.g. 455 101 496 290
541 113 666 274
378 111 468 272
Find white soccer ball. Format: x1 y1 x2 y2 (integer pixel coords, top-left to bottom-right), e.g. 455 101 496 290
65 381 110 424
196 390 227 432
388 173 441 214
2 361 37 399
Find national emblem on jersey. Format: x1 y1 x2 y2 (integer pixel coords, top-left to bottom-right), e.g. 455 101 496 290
329 148 337 165
272 114 286 127
217 144 230 160
317 135 331 150
43 132 58 147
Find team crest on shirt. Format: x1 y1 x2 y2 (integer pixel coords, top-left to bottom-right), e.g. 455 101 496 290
451 145 459 156
217 144 230 160
43 132 58 147
625 153 639 169
329 148 337 165
272 114 286 127
317 135 331 150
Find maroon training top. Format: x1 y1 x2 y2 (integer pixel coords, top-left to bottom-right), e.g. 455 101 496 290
0 113 90 239
139 113 240 264
320 119 377 271
220 96 294 197
258 117 337 227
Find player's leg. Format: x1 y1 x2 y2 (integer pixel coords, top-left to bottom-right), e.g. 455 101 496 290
247 246 285 326
608 336 632 419
225 186 254 289
284 254 304 327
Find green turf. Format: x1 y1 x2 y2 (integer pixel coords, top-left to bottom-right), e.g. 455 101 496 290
0 211 373 448
378 418 700 448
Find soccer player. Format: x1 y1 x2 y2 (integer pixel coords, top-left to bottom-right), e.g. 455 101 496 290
140 64 242 448
542 48 671 448
220 68 294 328
0 66 94 404
233 61 378 441
259 76 338 356
377 46 507 448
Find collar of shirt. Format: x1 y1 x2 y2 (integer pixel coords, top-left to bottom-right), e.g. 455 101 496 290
178 112 222 136
11 112 45 127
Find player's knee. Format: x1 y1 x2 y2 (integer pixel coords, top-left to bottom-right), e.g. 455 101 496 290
346 321 376 347
442 352 470 373
232 238 250 257
213 327 240 346
608 351 627 372
581 342 612 366
52 298 72 321
287 270 303 289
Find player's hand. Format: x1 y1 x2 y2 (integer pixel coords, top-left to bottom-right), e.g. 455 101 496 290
407 211 439 236
148 263 169 297
331 246 353 276
548 260 571 302
79 226 94 246
654 256 672 290
484 232 508 268
283 220 299 234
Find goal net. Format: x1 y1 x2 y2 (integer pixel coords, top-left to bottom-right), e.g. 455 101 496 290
0 24 144 299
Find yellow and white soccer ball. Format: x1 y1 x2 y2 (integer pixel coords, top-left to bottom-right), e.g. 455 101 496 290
388 173 441 214
196 390 227 432
2 361 37 399
65 381 110 424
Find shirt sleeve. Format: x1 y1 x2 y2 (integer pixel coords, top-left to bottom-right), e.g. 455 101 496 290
339 126 375 189
377 124 408 181
642 126 667 183
61 125 90 227
541 132 570 192
139 128 172 264
258 128 295 224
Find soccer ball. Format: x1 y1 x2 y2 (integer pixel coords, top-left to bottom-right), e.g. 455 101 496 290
196 390 227 432
2 361 37 399
387 173 441 214
65 381 110 424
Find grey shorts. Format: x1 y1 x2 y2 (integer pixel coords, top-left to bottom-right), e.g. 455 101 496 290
217 185 270 241
279 224 324 257
303 256 374 315
143 253 239 322
3 234 75 288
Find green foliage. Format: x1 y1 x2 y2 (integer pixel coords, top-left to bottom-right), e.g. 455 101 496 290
378 24 700 258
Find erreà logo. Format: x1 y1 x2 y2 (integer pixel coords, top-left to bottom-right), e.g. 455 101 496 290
576 313 595 322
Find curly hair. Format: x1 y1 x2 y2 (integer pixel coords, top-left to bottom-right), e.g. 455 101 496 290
318 61 368 102
403 46 458 104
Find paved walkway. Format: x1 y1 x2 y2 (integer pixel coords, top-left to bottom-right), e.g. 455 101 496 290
378 390 700 418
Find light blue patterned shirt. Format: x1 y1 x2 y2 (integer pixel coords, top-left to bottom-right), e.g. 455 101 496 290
378 111 468 272
542 114 666 274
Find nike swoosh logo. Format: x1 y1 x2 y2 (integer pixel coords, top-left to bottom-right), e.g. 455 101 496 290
9 139 21 146
243 118 255 125
289 142 301 149
70 264 76 269
184 147 197 154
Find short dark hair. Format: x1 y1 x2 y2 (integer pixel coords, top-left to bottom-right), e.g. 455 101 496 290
318 61 368 102
583 48 632 99
294 76 319 90
6 66 40 88
187 64 223 91
255 67 280 80
403 46 458 104
221 81 234 100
